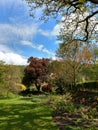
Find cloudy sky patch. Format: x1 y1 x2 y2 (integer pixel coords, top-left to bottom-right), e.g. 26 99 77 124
0 0 60 65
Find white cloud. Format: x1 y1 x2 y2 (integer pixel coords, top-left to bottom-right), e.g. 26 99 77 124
37 45 44 50
0 23 38 44
0 0 23 4
0 44 27 65
0 51 27 65
21 40 55 56
0 45 12 53
51 23 62 36
38 21 63 38
21 40 33 47
42 48 55 55
38 29 51 37
38 25 61 37
0 0 28 13
0 22 55 61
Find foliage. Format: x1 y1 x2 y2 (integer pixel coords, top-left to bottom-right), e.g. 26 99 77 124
16 83 27 91
0 63 23 97
55 77 67 94
76 81 98 91
50 94 98 130
22 57 50 92
25 0 98 42
56 39 93 88
50 60 67 78
42 84 52 93
80 64 98 81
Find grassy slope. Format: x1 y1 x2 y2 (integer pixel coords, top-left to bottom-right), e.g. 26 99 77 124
0 95 58 130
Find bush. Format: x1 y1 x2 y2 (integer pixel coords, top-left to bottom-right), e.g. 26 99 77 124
55 77 67 94
76 81 98 91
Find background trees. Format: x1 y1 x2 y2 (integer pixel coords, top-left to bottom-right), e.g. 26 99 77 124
22 57 50 92
24 0 98 94
0 62 23 97
5 65 22 97
56 39 93 88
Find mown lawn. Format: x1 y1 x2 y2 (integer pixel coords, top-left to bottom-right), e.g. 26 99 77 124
0 95 59 130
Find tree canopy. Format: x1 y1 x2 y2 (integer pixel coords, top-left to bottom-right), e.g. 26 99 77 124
26 0 98 42
0 63 23 97
22 57 50 91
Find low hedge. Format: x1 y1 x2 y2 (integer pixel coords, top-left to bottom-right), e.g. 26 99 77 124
76 81 98 91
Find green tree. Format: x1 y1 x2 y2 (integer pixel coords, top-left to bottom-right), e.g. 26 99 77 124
5 65 22 97
56 40 80 87
93 47 98 64
0 63 22 97
25 0 98 42
49 60 68 93
0 61 6 88
81 46 98 81
56 39 93 88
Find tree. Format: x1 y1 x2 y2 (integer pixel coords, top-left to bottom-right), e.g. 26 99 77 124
5 65 22 97
56 39 93 88
25 0 98 42
0 61 6 88
0 64 22 97
93 47 98 64
49 60 68 93
22 57 50 92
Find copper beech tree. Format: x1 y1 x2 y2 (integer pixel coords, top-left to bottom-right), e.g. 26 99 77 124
22 57 50 92
26 0 98 42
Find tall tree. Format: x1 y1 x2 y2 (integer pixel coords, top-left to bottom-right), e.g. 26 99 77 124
0 64 22 97
25 0 98 42
22 57 50 92
56 39 93 87
5 65 22 97
93 47 98 64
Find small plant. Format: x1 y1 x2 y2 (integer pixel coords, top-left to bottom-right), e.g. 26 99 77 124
65 125 83 130
88 108 97 119
81 111 89 120
55 100 77 114
62 92 72 104
56 100 66 111
64 105 77 113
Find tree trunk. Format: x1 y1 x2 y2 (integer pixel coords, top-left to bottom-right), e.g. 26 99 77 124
36 84 41 92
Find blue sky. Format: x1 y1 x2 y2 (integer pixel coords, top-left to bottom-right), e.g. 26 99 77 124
0 0 60 65
0 0 98 65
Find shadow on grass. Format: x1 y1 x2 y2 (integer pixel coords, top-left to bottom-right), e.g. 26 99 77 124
0 97 58 130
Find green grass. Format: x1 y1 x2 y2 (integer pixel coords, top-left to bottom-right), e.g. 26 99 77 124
0 95 59 130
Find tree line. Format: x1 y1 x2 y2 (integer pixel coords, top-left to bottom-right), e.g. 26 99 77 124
0 43 98 97
0 62 25 97
21 42 98 95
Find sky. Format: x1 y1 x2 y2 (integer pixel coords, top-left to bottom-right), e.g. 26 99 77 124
0 0 60 65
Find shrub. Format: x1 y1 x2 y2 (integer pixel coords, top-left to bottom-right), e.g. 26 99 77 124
55 77 66 94
76 81 98 91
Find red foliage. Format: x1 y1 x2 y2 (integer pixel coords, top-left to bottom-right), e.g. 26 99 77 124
42 84 52 92
22 57 50 90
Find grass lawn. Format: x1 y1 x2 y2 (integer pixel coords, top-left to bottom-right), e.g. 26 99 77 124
0 95 59 130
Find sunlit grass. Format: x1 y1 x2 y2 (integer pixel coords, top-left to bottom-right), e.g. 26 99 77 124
0 95 58 130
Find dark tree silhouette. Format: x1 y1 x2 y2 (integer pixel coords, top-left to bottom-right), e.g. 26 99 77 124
22 57 50 92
